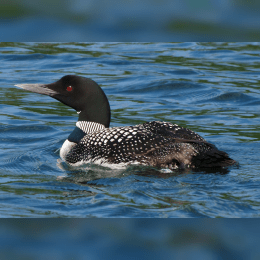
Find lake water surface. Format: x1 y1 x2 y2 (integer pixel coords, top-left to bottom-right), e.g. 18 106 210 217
0 42 260 217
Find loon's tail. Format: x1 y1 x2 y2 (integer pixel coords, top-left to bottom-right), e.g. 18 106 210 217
192 149 237 168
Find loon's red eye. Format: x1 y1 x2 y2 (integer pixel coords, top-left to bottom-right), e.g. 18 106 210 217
66 86 73 92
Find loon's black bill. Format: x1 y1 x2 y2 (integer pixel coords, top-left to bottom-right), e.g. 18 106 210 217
15 84 58 96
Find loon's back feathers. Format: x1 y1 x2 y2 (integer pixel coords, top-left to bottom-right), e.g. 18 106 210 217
15 75 236 169
65 121 235 169
65 121 196 167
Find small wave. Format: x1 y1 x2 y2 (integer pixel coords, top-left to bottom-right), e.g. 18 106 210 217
120 81 205 96
208 92 258 105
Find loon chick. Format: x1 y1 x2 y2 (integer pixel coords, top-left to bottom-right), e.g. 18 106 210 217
16 75 236 169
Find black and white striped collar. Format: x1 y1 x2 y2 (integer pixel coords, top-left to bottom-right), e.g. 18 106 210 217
76 121 105 134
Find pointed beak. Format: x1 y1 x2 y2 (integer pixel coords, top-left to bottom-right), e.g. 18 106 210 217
15 83 59 96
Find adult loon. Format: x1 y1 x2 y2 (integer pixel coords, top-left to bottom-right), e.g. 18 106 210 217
16 75 236 169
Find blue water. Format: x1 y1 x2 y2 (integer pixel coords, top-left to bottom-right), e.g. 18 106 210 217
0 219 259 259
0 42 260 217
1 0 260 41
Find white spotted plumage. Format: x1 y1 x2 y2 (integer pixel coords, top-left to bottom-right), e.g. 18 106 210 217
61 120 212 169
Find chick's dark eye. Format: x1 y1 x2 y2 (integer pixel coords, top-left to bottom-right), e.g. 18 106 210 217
66 86 73 92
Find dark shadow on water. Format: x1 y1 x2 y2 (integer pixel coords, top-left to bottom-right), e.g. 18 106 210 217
191 164 239 175
126 164 237 177
56 160 236 186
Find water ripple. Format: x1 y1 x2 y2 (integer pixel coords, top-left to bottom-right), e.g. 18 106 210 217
0 42 259 217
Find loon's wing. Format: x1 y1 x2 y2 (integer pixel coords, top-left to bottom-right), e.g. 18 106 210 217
142 121 206 142
142 121 236 168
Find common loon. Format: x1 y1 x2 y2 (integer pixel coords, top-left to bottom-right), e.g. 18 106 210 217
16 75 236 169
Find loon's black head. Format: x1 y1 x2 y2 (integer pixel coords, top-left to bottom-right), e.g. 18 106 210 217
16 75 111 127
